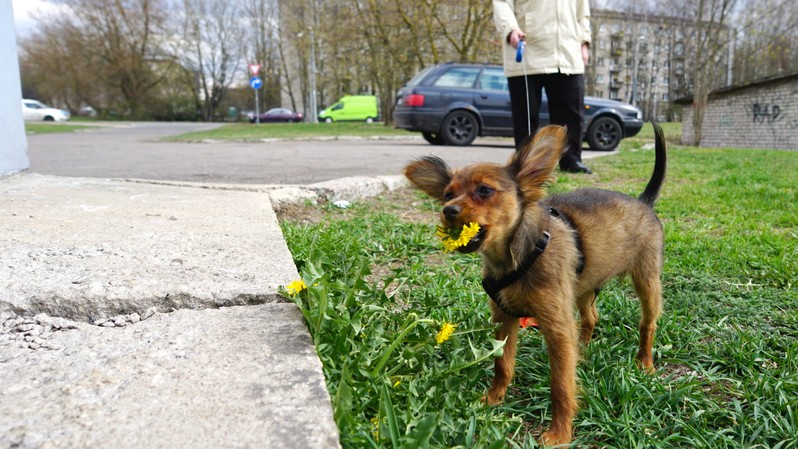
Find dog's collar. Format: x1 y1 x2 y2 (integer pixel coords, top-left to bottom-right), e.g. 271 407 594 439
481 207 585 318
481 231 550 318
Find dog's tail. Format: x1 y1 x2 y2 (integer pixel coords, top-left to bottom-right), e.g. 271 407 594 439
638 122 668 207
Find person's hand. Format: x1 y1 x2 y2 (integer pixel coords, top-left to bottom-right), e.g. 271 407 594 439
581 43 590 66
508 29 526 49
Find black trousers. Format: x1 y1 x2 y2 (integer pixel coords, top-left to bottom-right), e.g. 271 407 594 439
508 73 585 168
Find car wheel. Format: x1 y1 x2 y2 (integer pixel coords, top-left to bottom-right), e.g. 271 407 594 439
422 132 445 146
587 116 622 151
44 116 54 122
324 117 333 123
440 110 478 146
365 117 374 124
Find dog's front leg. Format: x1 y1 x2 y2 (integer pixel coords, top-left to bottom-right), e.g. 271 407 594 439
538 309 579 446
484 304 520 405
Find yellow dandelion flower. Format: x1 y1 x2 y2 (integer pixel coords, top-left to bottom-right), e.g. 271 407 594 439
437 222 481 253
285 279 307 297
435 322 457 344
370 416 381 440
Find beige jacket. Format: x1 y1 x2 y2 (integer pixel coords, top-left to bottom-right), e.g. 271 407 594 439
493 0 591 77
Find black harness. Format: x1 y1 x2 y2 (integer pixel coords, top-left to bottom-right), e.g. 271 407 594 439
481 207 586 318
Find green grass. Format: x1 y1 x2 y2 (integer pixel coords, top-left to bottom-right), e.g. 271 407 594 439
634 122 683 144
280 129 797 448
164 121 411 141
25 122 97 135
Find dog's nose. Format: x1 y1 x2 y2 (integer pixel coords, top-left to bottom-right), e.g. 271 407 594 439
443 205 461 220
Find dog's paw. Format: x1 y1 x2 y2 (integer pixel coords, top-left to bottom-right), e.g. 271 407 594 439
635 353 655 374
481 388 505 405
540 429 572 447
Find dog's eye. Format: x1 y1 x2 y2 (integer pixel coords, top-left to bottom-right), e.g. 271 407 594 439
477 185 494 197
444 191 454 201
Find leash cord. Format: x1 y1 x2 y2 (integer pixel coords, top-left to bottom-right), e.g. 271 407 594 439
517 39 531 138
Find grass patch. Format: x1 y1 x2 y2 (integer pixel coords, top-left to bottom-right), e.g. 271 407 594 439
279 131 797 448
163 121 411 141
25 122 97 135
634 121 682 144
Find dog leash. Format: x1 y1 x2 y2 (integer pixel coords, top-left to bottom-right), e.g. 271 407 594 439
516 39 531 139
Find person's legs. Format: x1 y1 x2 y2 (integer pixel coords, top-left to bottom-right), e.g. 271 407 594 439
544 74 588 171
508 75 543 151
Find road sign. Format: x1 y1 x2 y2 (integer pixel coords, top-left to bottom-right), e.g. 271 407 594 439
248 64 262 76
249 76 263 90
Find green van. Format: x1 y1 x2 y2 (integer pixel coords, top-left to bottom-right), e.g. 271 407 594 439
318 95 379 123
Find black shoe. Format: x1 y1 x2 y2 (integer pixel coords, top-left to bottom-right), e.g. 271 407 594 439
561 162 593 174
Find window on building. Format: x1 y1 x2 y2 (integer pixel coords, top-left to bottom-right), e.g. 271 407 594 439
597 57 605 67
596 90 604 98
597 74 605 82
662 93 669 101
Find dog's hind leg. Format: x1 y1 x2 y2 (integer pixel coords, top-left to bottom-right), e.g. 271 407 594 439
484 306 520 405
577 290 600 344
631 269 662 371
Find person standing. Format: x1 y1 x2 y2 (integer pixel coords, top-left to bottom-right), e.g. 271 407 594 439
493 0 593 173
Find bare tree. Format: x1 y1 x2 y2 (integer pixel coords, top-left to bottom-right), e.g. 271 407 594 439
243 0 282 111
686 0 736 145
732 0 798 84
180 0 247 121
73 0 171 117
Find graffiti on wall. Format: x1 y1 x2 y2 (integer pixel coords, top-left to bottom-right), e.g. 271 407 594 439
752 102 781 124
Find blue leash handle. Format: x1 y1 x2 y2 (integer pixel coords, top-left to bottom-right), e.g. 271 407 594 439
515 40 525 63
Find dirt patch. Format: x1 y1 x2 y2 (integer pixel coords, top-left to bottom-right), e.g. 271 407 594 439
274 200 330 226
275 187 439 226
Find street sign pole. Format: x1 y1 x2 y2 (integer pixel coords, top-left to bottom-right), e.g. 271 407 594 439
248 64 263 124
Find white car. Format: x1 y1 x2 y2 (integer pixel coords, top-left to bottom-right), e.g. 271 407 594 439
22 99 71 122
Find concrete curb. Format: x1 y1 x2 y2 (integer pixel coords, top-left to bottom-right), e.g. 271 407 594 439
122 175 410 209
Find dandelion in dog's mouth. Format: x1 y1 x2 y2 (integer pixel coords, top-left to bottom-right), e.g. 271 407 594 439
436 222 481 252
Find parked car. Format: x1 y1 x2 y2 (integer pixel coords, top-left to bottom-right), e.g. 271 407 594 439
249 108 303 123
394 63 643 150
21 99 71 122
78 106 97 117
318 95 379 123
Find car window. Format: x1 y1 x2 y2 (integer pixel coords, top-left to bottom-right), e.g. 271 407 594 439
478 68 508 92
406 66 436 86
433 67 480 88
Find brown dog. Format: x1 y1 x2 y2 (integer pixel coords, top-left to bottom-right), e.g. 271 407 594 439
404 123 667 445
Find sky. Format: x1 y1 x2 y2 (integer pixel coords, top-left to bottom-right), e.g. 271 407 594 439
11 0 65 38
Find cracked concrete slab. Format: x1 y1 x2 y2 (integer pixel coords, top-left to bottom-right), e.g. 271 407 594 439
0 173 340 449
0 305 339 449
1 174 297 320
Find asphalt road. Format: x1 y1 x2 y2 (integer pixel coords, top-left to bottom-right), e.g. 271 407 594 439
26 121 604 185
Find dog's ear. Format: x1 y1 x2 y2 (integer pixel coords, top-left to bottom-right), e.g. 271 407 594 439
507 125 567 203
403 156 452 201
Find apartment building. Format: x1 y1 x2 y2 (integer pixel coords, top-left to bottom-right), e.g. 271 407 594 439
587 10 732 122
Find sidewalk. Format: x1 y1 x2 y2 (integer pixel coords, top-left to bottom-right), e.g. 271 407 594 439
0 173 403 449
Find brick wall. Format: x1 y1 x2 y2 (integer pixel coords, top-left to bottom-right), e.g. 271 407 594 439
681 74 798 150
